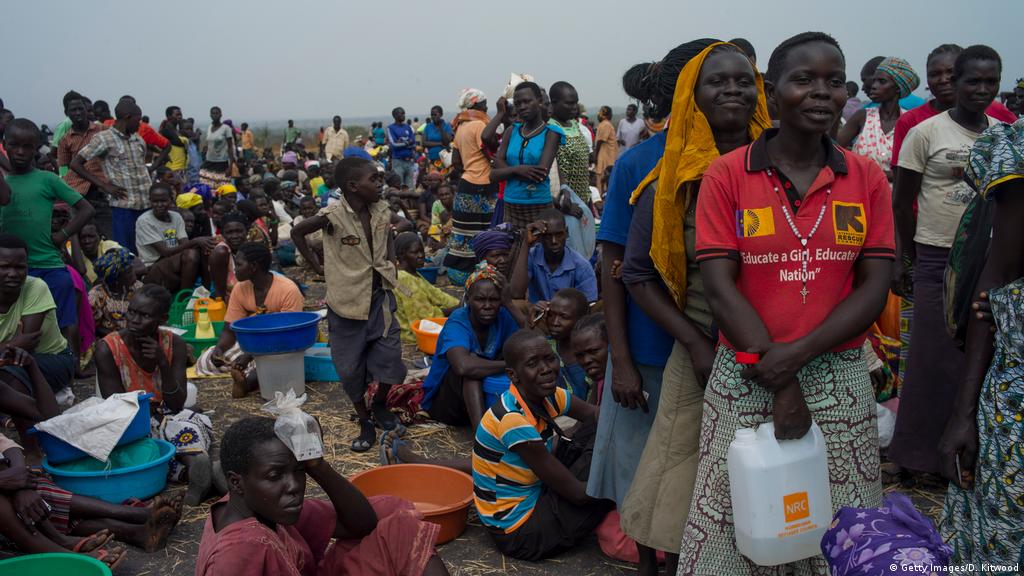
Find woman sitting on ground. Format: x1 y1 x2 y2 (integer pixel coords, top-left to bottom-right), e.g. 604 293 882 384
66 223 122 285
419 265 525 431
208 211 251 300
196 416 450 576
95 284 218 506
88 248 144 339
393 232 459 344
197 242 304 397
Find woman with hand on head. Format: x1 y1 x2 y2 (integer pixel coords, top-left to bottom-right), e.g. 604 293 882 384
682 32 894 574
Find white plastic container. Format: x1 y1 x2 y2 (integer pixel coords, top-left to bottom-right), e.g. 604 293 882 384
727 421 832 566
254 351 306 401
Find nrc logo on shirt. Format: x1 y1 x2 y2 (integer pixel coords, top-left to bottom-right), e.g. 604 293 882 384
832 202 866 246
783 491 810 523
735 207 775 238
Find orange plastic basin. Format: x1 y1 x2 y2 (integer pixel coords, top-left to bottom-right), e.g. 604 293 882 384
349 464 472 544
410 318 447 356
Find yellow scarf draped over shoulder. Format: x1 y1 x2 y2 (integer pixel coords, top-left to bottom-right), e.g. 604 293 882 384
629 42 772 310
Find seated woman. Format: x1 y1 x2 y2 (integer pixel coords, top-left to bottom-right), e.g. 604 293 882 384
196 416 449 576
471 225 515 277
87 248 143 339
66 223 121 285
0 235 76 403
208 211 251 300
393 232 459 344
472 329 612 561
544 288 591 400
419 265 524 431
197 242 304 398
95 285 217 506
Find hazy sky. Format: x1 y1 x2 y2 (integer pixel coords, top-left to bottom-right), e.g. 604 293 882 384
4 0 1022 127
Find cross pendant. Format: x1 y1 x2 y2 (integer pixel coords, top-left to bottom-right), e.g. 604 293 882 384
800 285 809 304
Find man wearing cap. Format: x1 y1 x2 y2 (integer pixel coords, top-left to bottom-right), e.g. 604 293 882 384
323 116 349 162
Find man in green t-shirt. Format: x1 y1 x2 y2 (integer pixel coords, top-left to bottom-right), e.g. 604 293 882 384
1 118 94 334
0 234 76 397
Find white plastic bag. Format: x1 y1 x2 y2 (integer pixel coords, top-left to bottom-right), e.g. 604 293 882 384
261 390 323 461
876 403 896 448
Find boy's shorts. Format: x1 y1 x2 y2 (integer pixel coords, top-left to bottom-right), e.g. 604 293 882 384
328 290 407 405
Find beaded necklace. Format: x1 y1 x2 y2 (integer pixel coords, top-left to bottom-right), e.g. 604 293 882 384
766 168 831 304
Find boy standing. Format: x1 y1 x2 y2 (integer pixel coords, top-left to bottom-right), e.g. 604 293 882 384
1 119 94 337
292 158 407 452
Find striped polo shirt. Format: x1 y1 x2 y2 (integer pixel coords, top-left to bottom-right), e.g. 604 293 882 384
471 385 572 533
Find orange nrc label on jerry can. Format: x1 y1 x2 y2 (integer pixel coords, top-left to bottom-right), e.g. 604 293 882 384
783 492 810 523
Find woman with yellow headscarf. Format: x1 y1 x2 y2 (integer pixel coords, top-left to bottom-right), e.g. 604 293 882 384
585 39 772 576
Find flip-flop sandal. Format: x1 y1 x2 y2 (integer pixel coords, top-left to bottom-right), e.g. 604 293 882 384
378 430 408 466
94 546 128 571
121 498 147 508
72 530 113 553
350 418 376 453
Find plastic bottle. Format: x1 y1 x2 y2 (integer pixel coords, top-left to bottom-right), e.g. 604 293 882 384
727 421 832 566
195 308 215 340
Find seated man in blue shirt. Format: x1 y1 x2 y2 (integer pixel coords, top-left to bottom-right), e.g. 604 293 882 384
510 208 598 308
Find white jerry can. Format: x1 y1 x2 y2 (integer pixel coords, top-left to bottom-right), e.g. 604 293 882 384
727 421 832 566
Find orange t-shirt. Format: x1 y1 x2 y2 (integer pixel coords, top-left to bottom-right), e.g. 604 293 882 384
225 274 304 324
452 119 491 185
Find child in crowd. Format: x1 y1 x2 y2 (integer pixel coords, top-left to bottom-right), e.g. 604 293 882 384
570 313 608 404
510 209 598 304
292 196 324 271
543 288 592 400
416 172 443 233
472 329 612 560
195 417 450 576
95 285 218 505
393 232 459 344
292 158 408 452
135 184 214 292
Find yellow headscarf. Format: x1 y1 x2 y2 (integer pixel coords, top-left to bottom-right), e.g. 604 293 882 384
629 42 772 310
175 192 202 210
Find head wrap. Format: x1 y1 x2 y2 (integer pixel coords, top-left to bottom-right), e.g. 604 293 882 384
305 160 320 170
94 248 134 287
472 226 514 259
876 57 920 99
216 183 238 196
280 180 298 190
175 192 202 209
282 151 298 164
343 146 374 161
965 120 1024 198
630 41 772 310
503 73 535 99
189 183 214 203
458 88 487 111
465 262 502 291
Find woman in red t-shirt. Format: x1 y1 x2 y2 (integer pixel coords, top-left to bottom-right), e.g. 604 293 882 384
682 32 895 574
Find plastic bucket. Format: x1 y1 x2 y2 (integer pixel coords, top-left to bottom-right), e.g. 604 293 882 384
411 318 447 356
0 553 112 575
232 312 320 355
349 464 473 545
182 321 224 356
304 343 339 382
27 393 154 464
43 439 175 504
482 374 511 409
168 289 194 327
254 351 306 400
417 266 440 284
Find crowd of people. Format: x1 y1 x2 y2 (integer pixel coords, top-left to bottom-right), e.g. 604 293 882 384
1 28 1024 576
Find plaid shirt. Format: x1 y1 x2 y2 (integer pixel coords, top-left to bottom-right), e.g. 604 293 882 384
78 127 152 210
57 122 108 194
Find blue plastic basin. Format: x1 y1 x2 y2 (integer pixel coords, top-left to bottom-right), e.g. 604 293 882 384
304 343 340 382
27 393 154 464
231 311 321 355
43 439 175 504
417 266 440 284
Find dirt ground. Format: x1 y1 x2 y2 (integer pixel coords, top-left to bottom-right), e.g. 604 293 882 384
3 273 949 575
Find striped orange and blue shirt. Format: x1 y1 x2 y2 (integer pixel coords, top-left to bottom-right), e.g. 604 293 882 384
471 386 571 533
